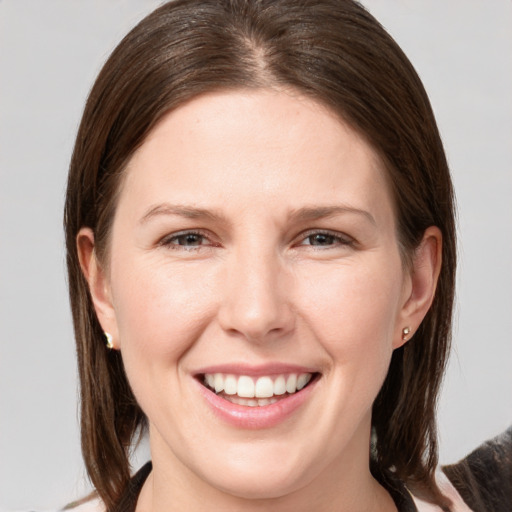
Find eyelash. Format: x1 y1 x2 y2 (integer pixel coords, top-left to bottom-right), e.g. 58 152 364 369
159 230 214 251
158 229 355 251
296 229 355 249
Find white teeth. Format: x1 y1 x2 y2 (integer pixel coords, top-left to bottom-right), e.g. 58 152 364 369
274 375 286 395
297 373 312 390
223 396 279 407
214 373 224 393
205 374 215 389
238 376 255 398
203 372 314 401
224 374 237 395
285 374 297 394
255 376 274 398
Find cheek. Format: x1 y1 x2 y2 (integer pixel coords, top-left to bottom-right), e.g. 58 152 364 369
293 257 404 405
110 256 217 362
296 260 404 348
108 257 221 428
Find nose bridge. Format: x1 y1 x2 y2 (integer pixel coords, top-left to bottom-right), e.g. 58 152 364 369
219 241 293 341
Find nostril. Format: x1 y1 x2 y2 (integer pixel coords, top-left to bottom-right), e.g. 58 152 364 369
218 304 296 343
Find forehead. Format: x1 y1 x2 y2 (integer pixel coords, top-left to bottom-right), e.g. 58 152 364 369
119 88 394 225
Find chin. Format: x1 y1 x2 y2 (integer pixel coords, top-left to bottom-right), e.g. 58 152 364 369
203 463 308 501
185 437 322 501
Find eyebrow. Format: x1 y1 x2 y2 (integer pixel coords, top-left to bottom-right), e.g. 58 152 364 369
139 204 227 224
139 203 376 226
289 206 376 226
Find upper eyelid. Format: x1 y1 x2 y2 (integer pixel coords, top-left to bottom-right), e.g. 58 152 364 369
295 228 354 242
159 229 213 246
157 228 355 247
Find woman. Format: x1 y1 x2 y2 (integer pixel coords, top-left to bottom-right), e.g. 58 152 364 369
65 0 459 510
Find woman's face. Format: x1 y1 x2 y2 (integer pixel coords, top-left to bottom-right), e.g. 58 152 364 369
85 89 431 503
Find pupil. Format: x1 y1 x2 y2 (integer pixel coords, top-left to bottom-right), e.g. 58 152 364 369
180 234 201 246
310 234 334 246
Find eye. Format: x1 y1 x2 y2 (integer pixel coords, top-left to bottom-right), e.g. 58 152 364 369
160 230 213 250
298 230 354 249
304 233 337 246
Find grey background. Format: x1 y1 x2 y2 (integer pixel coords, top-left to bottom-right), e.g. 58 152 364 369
0 1 511 510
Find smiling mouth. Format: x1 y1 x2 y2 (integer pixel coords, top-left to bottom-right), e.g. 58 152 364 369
200 372 319 407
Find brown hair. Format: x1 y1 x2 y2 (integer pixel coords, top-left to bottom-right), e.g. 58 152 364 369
64 0 456 509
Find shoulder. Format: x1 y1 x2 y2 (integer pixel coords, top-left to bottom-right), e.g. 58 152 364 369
411 471 473 512
442 426 512 512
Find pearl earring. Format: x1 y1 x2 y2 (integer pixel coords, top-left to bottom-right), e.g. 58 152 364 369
402 326 411 341
104 332 114 349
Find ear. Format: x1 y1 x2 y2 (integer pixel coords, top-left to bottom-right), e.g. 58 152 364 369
77 228 119 349
394 226 442 349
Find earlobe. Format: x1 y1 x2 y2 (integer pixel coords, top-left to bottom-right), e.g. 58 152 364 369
77 228 119 348
394 226 442 348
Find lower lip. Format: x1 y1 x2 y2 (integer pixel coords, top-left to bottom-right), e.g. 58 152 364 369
195 377 317 429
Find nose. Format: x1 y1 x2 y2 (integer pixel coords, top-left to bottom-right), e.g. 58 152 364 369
218 247 295 343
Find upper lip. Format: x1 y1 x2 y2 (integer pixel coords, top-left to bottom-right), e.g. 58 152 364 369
194 363 320 378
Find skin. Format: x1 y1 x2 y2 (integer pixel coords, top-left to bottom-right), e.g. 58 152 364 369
78 89 442 511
